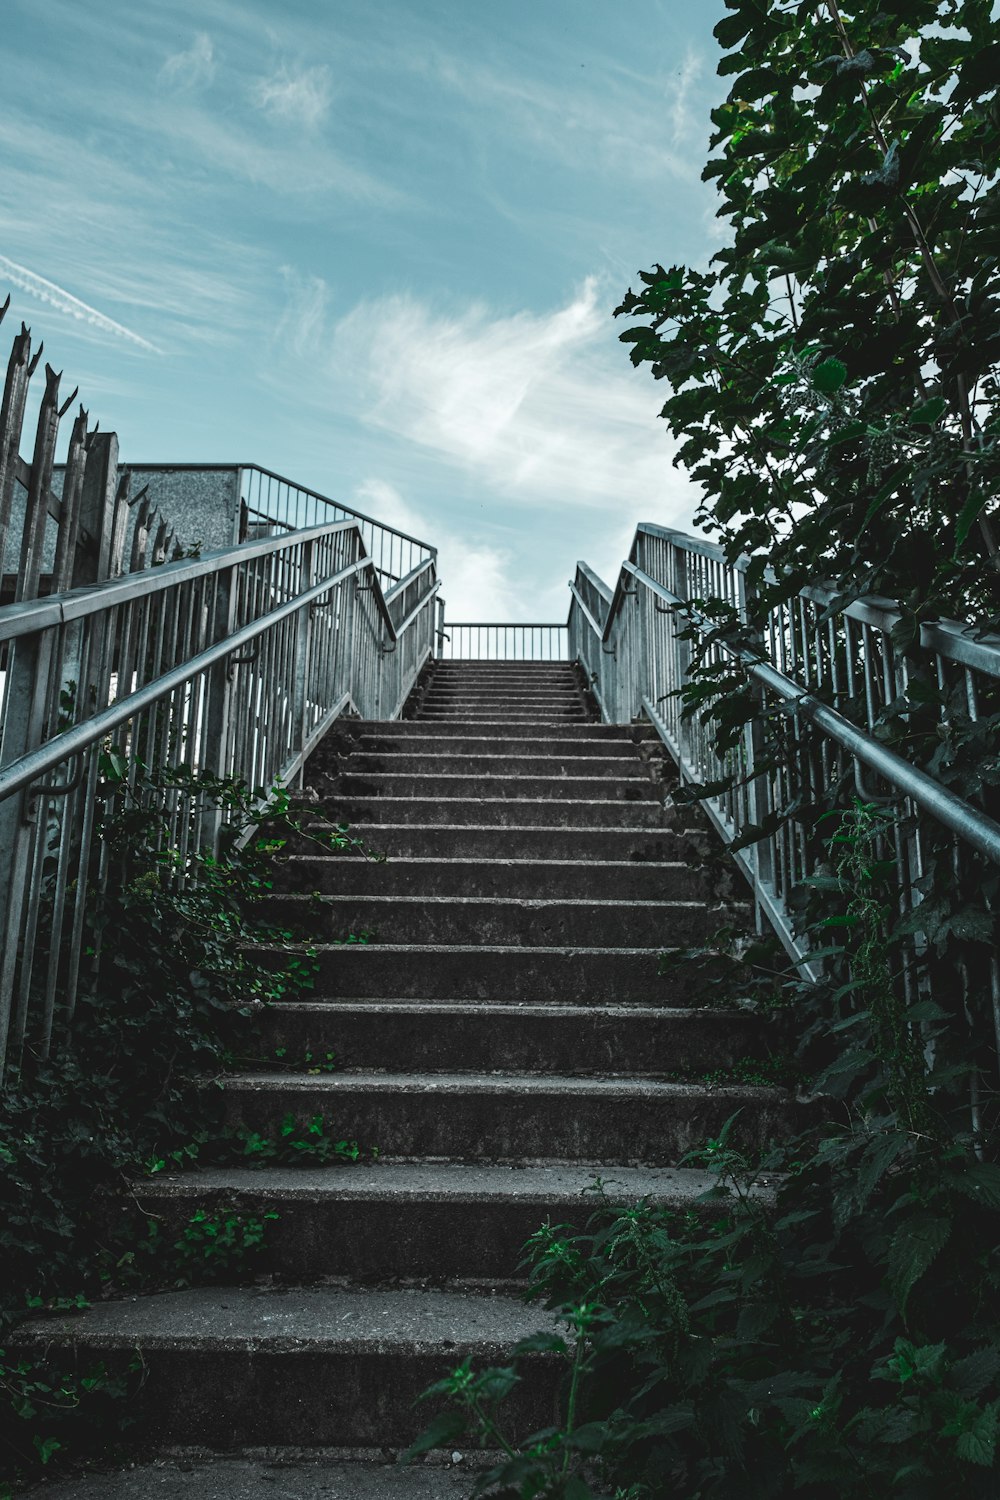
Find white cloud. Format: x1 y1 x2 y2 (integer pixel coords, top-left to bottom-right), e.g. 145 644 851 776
0 255 163 355
352 478 515 622
252 64 332 130
331 278 696 522
275 267 330 359
160 32 216 91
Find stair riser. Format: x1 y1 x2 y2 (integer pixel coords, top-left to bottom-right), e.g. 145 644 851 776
336 774 656 801
414 711 588 720
346 739 639 759
334 797 665 827
8 1345 557 1450
222 1083 792 1164
337 754 646 777
254 1004 764 1075
256 945 714 1003
112 1190 685 1284
263 895 731 947
284 825 706 860
417 694 586 708
270 857 712 900
337 721 651 739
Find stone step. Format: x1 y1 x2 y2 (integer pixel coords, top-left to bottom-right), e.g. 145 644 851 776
263 893 735 947
348 719 650 739
20 1456 480 1498
347 735 641 759
333 796 665 827
270 855 710 900
335 772 656 801
285 823 706 860
254 1000 763 1075
414 711 589 721
118 1162 727 1284
11 1287 557 1448
336 752 648 777
418 690 585 706
252 943 713 1003
220 1072 793 1163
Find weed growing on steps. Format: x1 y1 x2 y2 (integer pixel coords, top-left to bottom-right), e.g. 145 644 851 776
408 804 1000 1496
0 760 376 1496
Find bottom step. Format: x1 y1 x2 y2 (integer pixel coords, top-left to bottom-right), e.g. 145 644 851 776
23 1455 477 1497
13 1286 558 1449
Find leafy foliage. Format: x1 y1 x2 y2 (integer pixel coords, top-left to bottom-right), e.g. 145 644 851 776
0 763 368 1494
411 2 1000 1491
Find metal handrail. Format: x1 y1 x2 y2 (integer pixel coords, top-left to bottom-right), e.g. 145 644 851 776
598 560 1000 867
0 515 439 1076
569 523 1000 1084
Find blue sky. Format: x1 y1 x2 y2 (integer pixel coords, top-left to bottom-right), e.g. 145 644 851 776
3 0 728 618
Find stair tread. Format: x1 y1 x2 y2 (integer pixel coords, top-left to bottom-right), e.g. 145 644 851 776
14 1285 551 1351
127 1160 724 1203
19 1457 478 1499
225 1071 777 1098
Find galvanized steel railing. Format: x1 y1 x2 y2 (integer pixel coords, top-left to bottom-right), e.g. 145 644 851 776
569 523 1000 1071
0 518 439 1078
437 617 569 661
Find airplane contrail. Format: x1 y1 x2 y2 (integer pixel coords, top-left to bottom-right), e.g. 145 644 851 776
0 255 163 355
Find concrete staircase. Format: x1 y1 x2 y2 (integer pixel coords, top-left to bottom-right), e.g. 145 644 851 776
17 662 788 1484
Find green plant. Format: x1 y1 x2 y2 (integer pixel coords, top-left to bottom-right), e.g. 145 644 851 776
0 761 372 1492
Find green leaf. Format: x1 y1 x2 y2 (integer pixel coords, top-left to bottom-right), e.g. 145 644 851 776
909 396 947 426
955 1401 999 1466
888 1216 952 1313
399 1412 467 1462
952 1162 1000 1209
812 357 848 393
954 487 990 550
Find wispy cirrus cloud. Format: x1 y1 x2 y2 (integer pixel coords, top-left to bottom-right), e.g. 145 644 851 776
0 255 163 355
160 31 216 91
252 64 332 129
329 277 694 523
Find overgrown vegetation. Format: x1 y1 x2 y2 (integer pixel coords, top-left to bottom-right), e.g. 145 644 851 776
0 761 368 1494
410 2 1000 1493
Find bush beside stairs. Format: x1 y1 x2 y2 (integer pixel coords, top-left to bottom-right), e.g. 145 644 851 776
15 661 795 1489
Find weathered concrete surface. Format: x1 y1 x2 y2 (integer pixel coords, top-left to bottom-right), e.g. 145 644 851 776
251 942 719 1004
270 855 713 900
261 893 737 948
219 1071 792 1163
25 1456 474 1499
12 1288 558 1448
335 771 657 801
334 795 666 827
254 999 761 1075
282 823 706 861
116 1161 731 1282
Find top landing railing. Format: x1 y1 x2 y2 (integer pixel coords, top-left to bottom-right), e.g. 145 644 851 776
568 523 1000 1095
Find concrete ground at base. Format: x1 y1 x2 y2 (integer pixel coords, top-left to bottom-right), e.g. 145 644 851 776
24 1456 474 1498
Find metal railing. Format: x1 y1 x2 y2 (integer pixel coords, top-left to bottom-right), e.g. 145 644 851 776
0 518 438 1078
438 619 569 661
569 523 1000 1074
238 465 434 588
